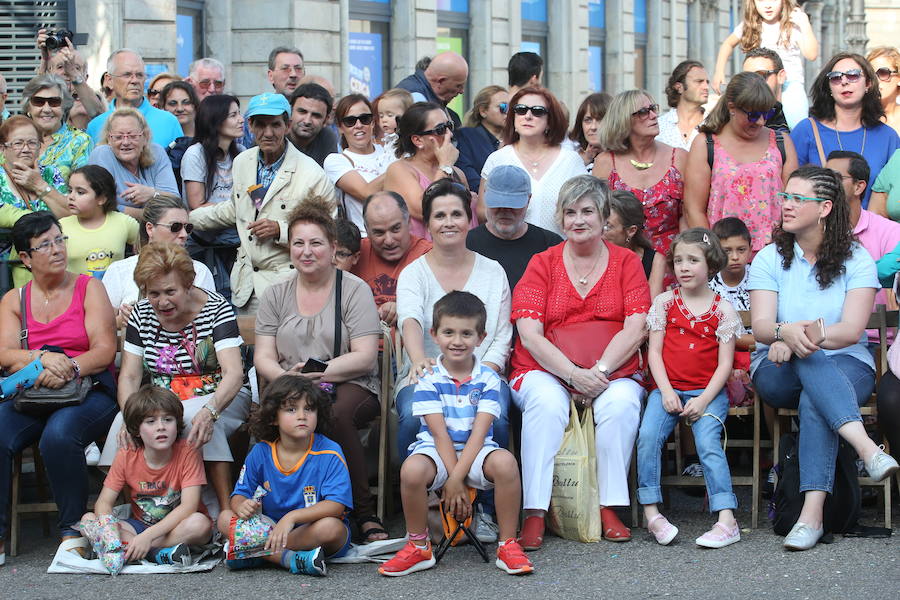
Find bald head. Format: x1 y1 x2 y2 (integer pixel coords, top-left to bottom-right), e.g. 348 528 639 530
424 52 468 104
363 191 412 263
299 75 336 100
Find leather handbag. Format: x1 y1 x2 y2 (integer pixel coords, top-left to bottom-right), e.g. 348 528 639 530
547 320 641 390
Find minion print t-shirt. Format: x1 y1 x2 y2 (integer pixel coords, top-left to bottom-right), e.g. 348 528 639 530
60 211 139 279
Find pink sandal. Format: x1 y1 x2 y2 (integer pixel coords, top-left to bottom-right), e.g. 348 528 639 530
696 522 740 548
646 514 678 545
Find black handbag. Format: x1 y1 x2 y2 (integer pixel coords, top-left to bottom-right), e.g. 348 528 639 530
13 284 91 417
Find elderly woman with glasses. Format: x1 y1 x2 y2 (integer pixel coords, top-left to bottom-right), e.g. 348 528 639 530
87 107 180 219
684 72 799 252
0 116 70 218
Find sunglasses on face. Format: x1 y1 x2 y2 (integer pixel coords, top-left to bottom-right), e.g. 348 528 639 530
739 107 777 122
631 104 659 118
147 89 161 98
827 69 863 84
340 113 374 127
154 221 194 234
417 121 454 137
498 102 509 114
31 96 62 108
513 104 548 118
753 69 779 79
875 67 899 82
197 79 225 91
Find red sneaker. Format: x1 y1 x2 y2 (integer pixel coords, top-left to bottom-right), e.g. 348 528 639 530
517 515 545 550
496 539 534 575
378 541 435 577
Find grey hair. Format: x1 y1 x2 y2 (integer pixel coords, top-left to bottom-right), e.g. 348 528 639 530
189 57 225 78
362 190 410 225
597 89 656 153
106 48 144 76
555 175 611 228
267 46 304 71
21 74 74 120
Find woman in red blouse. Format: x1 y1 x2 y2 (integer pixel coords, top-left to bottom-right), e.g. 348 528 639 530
511 175 650 550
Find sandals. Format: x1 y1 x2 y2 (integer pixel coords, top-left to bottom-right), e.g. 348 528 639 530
356 515 389 544
600 507 631 542
646 514 678 545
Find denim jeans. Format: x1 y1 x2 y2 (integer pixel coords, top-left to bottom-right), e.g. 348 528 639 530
753 352 874 493
637 387 737 512
395 381 511 459
0 374 117 537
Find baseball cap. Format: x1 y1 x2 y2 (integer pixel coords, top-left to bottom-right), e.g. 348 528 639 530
484 165 531 209
245 93 291 119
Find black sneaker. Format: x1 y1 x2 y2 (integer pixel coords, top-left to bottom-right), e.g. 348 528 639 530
762 466 777 499
150 543 190 565
681 457 706 497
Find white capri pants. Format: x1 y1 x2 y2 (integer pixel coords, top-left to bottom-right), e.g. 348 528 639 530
511 370 643 510
99 387 252 466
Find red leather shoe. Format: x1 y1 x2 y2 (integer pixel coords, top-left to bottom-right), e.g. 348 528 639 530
517 515 545 551
600 507 631 542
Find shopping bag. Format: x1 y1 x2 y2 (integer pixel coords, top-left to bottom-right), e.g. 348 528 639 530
547 399 602 542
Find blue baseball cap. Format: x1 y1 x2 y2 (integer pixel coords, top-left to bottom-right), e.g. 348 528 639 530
484 165 531 209
245 93 291 119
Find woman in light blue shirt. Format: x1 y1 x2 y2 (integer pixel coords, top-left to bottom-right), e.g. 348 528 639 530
749 166 898 552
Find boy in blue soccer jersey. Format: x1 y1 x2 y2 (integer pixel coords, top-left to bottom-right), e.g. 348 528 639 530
217 375 353 576
379 291 533 577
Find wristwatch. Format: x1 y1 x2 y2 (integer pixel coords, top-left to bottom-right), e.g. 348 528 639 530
204 403 220 421
596 363 610 378
439 165 454 177
774 322 785 342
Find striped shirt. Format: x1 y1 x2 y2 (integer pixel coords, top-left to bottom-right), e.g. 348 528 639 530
410 357 502 453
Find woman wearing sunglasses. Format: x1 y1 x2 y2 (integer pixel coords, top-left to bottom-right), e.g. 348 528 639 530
455 85 509 192
323 94 388 234
684 72 798 252
384 102 477 239
593 90 687 256
102 196 215 329
87 107 180 219
789 52 900 209
480 87 585 237
147 72 181 109
866 47 900 134
21 74 93 190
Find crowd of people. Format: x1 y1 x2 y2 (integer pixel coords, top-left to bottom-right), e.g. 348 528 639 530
0 0 899 578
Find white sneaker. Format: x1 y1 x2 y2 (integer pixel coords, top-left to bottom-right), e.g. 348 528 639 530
474 509 499 543
84 442 101 466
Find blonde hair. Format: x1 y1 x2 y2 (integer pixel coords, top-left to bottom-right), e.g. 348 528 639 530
133 242 195 293
100 107 155 168
597 90 655 153
700 72 775 134
740 0 799 52
867 46 900 72
464 85 506 128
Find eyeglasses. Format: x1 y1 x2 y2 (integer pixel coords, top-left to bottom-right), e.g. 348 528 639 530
776 192 829 205
335 250 355 260
3 139 40 151
875 67 899 82
30 96 62 108
109 132 144 143
275 65 304 74
631 104 660 118
753 69 779 79
739 107 777 122
513 104 548 118
154 221 194 234
197 79 225 91
417 121 454 137
29 235 68 254
147 89 161 98
111 71 146 81
498 102 509 114
826 69 863 85
340 113 374 127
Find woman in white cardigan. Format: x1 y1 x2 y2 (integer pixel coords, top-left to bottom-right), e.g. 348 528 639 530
395 178 513 461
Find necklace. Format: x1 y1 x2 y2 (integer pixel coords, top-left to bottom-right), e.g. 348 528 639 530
518 147 549 174
630 159 654 170
33 273 69 308
567 245 604 285
835 126 867 154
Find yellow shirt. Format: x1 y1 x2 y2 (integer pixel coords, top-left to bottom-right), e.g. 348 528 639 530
60 212 139 279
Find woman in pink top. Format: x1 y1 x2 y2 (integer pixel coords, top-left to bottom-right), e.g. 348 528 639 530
684 72 798 252
0 211 117 564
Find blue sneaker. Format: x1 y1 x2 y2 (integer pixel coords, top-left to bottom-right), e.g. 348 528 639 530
290 547 326 576
150 543 190 565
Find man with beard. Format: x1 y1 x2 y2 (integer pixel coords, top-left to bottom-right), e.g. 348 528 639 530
656 60 710 151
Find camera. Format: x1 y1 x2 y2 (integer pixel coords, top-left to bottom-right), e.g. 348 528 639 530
44 29 73 50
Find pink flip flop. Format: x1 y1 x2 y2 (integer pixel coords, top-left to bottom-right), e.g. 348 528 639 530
647 514 678 545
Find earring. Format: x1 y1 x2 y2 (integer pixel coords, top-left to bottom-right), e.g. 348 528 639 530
625 235 633 244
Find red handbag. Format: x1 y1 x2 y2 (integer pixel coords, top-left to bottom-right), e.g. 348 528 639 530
547 320 641 390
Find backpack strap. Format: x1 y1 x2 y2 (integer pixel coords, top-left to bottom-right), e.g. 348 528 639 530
705 132 715 170
333 269 343 359
775 129 786 165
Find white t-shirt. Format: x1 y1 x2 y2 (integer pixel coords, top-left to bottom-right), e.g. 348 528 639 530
102 253 216 309
733 20 805 83
481 144 586 237
323 145 389 236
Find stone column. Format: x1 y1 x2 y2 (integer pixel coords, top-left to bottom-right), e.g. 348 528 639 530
699 0 718 76
846 0 868 55
804 2 824 86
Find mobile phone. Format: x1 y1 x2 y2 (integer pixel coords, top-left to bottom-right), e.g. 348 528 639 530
1 358 44 398
301 358 329 373
804 318 826 345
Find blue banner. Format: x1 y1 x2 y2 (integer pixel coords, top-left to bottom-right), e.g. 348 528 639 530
348 32 383 100
589 45 604 92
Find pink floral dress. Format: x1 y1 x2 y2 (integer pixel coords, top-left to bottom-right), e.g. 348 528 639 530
707 130 784 252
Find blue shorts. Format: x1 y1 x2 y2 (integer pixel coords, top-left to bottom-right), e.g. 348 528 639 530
123 518 150 534
289 519 352 559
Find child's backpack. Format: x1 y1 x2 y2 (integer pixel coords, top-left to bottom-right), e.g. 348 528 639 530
772 432 861 537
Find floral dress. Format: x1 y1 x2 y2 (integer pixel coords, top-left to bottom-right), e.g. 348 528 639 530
707 130 784 252
39 124 93 192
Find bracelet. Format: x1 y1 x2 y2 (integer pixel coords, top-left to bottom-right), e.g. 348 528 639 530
71 358 81 378
204 402 220 421
37 185 52 200
774 322 785 342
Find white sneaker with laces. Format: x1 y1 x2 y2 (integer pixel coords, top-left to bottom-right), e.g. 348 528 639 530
474 509 499 543
84 442 101 466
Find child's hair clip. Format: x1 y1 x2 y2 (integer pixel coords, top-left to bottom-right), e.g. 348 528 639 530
702 233 710 245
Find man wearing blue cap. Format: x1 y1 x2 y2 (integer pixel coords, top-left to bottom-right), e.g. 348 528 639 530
466 165 562 289
190 92 337 313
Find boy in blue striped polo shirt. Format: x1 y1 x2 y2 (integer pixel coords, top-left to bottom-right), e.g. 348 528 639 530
379 291 533 577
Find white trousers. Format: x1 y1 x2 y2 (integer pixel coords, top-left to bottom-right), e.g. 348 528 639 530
512 370 643 510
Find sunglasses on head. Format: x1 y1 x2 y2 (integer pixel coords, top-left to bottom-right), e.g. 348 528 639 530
30 96 62 108
340 113 374 127
826 69 863 84
154 221 194 234
875 67 899 82
513 104 548 118
739 107 777 122
631 104 659 118
417 121 454 137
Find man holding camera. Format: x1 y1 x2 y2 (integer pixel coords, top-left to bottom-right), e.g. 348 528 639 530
36 28 104 123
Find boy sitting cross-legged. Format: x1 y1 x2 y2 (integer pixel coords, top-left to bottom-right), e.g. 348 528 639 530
379 291 533 577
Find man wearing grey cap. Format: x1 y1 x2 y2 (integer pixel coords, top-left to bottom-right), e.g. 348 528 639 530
467 165 562 288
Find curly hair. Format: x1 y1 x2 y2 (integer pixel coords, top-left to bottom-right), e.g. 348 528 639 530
250 374 333 441
664 60 705 108
772 166 855 289
740 0 799 52
287 194 337 243
808 53 885 129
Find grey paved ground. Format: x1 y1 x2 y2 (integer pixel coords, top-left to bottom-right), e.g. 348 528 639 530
2 488 897 600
